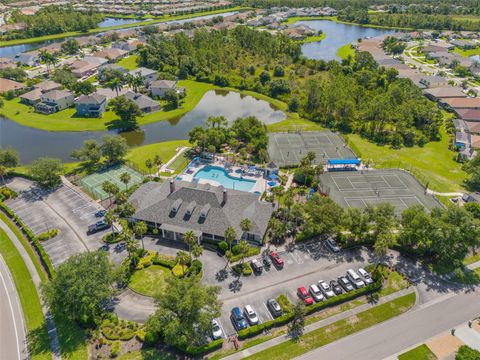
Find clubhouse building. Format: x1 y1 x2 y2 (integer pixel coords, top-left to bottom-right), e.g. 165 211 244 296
129 180 275 246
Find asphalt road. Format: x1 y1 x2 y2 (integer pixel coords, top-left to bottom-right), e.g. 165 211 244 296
296 288 480 360
0 255 27 360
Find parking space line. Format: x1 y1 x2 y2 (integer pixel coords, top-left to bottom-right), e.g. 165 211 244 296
263 303 274 321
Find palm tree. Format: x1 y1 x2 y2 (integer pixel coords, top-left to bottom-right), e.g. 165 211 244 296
39 50 52 73
237 240 250 265
153 155 162 170
183 230 198 257
176 250 190 276
224 226 237 269
145 159 153 175
126 73 143 93
102 181 120 207
106 76 124 97
120 172 131 191
133 221 148 250
240 218 253 240
191 243 203 260
104 210 117 239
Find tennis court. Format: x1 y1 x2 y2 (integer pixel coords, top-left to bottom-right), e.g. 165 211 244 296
319 169 441 214
79 165 144 200
267 131 357 167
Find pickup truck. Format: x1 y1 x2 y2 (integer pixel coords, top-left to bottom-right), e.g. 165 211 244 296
87 220 109 234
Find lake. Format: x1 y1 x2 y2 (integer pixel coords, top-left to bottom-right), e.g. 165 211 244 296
296 20 396 61
0 90 285 163
97 17 148 28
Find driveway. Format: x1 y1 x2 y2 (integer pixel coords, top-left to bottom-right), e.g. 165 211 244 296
5 178 106 267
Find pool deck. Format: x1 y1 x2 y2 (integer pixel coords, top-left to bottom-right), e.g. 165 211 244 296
180 159 269 194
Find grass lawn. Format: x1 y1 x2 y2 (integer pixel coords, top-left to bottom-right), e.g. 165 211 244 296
168 154 189 174
267 117 325 132
398 344 437 360
0 7 248 47
117 55 139 70
346 126 467 192
118 348 174 360
246 293 416 360
0 227 51 360
128 265 170 297
297 33 326 44
379 271 410 297
337 44 355 60
125 140 189 173
452 47 480 57
463 253 480 266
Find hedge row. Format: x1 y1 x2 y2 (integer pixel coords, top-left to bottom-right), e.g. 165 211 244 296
0 202 55 277
178 338 224 356
237 281 382 340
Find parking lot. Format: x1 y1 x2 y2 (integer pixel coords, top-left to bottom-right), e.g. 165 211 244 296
211 243 374 337
5 178 107 267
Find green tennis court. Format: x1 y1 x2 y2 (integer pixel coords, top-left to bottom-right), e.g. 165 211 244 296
79 165 144 200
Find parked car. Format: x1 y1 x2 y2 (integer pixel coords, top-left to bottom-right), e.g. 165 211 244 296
337 276 354 292
347 269 365 289
262 255 271 269
267 298 283 318
325 237 341 253
251 258 263 274
231 307 248 331
269 252 284 269
309 284 325 302
330 280 343 295
87 220 109 234
318 280 335 298
94 209 106 218
212 319 222 339
297 286 314 305
358 268 374 285
244 305 259 325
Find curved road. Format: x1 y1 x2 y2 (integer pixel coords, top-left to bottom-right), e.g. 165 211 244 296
0 255 27 360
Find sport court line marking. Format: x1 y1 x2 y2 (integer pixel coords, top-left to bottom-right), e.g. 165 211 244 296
380 174 408 190
0 257 22 360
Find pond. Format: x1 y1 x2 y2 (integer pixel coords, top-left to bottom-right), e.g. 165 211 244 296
0 90 286 163
296 20 397 61
97 17 148 28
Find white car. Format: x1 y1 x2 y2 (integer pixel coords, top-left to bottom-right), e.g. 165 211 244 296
347 269 366 289
212 319 222 339
318 280 335 298
309 284 325 302
244 305 259 325
358 268 374 285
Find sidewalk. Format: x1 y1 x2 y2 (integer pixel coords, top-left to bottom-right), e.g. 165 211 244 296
455 324 480 351
223 287 415 360
0 218 62 360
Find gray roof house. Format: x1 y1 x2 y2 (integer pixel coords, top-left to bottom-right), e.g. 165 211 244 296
75 93 107 117
150 79 183 98
35 90 74 114
129 180 275 245
128 67 158 86
20 80 63 105
124 91 160 113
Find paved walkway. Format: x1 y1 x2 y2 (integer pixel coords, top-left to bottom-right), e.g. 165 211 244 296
454 324 480 351
223 287 416 360
0 218 62 360
426 189 463 197
284 173 294 190
466 260 480 271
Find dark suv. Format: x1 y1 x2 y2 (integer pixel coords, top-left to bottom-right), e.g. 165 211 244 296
267 298 283 318
87 220 109 234
231 307 248 331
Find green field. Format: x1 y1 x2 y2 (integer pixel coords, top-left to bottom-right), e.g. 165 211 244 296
346 126 467 192
0 7 248 47
452 47 480 57
337 44 355 60
398 344 437 360
0 227 51 360
117 55 139 71
246 293 416 360
266 117 325 132
128 265 170 297
125 140 190 173
297 33 326 44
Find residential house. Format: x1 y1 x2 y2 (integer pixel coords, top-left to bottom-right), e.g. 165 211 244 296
441 97 480 110
454 108 480 121
75 93 107 117
451 39 477 50
95 87 129 100
128 67 157 86
124 91 160 113
0 78 25 94
423 86 467 101
94 48 128 62
19 80 62 105
0 57 16 69
129 180 274 246
150 79 184 98
35 90 74 114
98 64 127 80
411 75 449 89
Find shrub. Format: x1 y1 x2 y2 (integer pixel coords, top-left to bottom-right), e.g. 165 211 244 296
227 246 261 263
276 294 293 313
172 263 188 277
189 259 203 275
178 338 223 356
110 341 121 358
231 244 241 255
218 241 228 252
0 187 17 200
136 250 156 270
35 228 59 241
232 263 253 276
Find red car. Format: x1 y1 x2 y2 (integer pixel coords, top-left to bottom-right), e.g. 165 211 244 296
297 286 314 305
269 252 284 268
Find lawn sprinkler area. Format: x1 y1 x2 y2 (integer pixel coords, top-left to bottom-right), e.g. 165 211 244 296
319 169 442 214
79 165 144 200
268 131 357 167
179 157 273 193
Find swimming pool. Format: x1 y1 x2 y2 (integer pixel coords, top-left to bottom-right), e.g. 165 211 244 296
193 166 256 192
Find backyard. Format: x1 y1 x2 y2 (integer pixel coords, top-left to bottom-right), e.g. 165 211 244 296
125 140 189 173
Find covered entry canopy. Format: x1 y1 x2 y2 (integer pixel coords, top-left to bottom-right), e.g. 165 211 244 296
327 159 361 165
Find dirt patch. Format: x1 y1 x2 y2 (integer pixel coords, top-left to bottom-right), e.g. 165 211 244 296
347 315 359 326
427 332 464 359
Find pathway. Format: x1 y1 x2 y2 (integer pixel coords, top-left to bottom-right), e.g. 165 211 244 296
0 218 62 360
223 287 416 360
454 324 480 351
284 172 294 190
426 189 463 197
156 146 190 175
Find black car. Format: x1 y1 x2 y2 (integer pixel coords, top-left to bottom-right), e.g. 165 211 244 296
267 298 283 318
337 276 354 292
330 280 343 295
94 209 107 218
87 220 109 234
262 255 271 268
250 258 263 274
